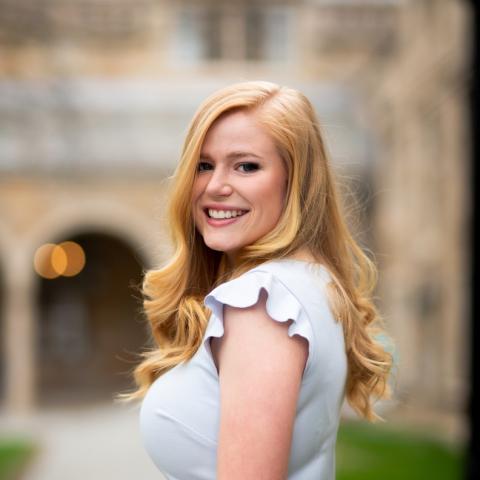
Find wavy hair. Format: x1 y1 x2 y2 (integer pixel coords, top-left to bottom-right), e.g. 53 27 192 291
117 81 394 422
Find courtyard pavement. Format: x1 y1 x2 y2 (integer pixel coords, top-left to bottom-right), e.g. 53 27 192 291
0 397 465 480
0 401 165 480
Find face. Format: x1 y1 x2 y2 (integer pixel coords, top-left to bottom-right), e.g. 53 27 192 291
192 109 288 263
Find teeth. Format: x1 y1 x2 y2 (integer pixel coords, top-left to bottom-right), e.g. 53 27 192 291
208 209 247 219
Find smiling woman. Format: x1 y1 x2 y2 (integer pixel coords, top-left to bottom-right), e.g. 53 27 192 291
117 81 394 480
192 109 288 264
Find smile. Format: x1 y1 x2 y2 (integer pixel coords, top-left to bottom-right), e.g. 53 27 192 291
203 208 249 227
206 208 249 219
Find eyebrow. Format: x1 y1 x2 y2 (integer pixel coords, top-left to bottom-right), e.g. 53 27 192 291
199 151 263 161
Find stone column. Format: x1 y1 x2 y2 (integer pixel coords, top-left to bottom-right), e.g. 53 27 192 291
3 244 36 413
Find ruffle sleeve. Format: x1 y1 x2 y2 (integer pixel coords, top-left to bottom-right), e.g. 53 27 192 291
202 269 317 380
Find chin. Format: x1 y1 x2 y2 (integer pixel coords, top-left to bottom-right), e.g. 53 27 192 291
205 243 236 253
203 238 239 253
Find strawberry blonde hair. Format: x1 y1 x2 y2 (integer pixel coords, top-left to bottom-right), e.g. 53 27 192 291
117 81 394 421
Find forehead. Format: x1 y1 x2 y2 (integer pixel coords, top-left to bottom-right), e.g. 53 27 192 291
201 110 277 156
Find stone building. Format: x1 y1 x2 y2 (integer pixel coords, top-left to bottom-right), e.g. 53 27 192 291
0 0 471 441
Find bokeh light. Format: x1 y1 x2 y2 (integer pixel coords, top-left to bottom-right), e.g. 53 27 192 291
51 244 68 275
33 243 59 279
58 241 86 276
33 241 86 278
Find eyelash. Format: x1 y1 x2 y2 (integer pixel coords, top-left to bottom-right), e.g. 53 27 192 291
197 162 260 173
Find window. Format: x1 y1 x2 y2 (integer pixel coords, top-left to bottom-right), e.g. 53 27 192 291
171 3 293 64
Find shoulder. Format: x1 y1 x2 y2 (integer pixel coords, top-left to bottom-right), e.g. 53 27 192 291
204 259 331 314
203 259 331 380
204 260 301 317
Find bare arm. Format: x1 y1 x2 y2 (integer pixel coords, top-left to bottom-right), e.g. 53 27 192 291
212 288 308 480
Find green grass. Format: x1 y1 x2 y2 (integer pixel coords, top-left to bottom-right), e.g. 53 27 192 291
0 439 36 480
336 420 465 480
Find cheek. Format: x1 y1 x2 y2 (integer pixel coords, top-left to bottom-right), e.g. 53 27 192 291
191 184 203 223
268 174 288 205
254 176 287 218
191 178 204 204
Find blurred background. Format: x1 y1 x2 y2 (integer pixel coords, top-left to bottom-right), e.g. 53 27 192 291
0 0 474 479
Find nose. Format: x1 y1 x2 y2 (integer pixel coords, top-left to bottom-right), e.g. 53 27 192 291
204 166 233 197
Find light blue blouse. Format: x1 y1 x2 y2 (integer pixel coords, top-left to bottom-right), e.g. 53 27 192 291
139 259 347 479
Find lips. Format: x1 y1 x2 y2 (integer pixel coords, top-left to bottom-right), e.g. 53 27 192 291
203 208 249 227
203 207 249 219
204 208 248 220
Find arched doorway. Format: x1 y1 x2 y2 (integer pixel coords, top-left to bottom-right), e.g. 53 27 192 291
36 231 151 407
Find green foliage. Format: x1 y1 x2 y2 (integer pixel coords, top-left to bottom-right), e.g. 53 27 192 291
337 421 465 480
0 439 36 480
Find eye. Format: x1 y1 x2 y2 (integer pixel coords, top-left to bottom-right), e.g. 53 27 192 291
197 161 213 172
238 162 260 173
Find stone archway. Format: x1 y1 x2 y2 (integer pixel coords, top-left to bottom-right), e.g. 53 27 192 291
36 230 151 406
2 198 164 412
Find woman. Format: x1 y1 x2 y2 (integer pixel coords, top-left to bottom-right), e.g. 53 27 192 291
119 81 394 479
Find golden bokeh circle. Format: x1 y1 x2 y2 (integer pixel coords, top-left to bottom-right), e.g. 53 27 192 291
33 241 86 279
33 243 59 279
59 241 86 276
51 244 68 275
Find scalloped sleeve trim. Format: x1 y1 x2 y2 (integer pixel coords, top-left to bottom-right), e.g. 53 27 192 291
202 270 317 380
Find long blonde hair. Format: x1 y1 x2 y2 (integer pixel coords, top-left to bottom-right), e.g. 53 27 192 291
117 81 394 421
